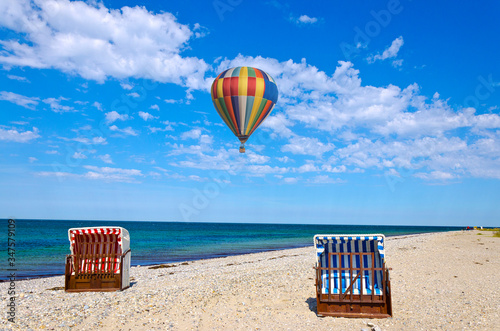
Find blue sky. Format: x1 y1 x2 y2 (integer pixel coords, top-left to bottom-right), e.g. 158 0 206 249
1 0 499 226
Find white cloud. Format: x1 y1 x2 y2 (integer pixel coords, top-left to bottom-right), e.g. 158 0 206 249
282 136 335 157
43 97 75 113
10 121 29 125
127 92 140 98
392 59 403 68
28 156 37 163
214 55 500 179
0 91 39 109
97 154 113 164
295 15 318 24
72 136 107 145
109 125 138 136
105 110 129 123
368 36 404 63
92 101 103 111
297 163 319 173
38 165 144 183
138 111 158 121
0 0 209 89
0 127 40 142
36 171 77 179
84 166 142 177
120 83 134 90
7 75 30 82
322 164 347 173
277 156 291 163
246 165 288 176
72 151 87 159
307 175 345 184
261 113 294 138
181 128 202 140
149 125 174 133
414 171 456 180
164 99 182 104
199 134 213 145
283 177 299 184
245 151 270 164
149 104 160 110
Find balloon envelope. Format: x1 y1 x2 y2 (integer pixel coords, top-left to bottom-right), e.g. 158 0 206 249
211 66 278 152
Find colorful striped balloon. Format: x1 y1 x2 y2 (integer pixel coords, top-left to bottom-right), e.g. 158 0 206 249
211 66 278 153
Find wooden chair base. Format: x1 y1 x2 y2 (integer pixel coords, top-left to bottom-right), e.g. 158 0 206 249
64 250 130 292
316 293 392 318
65 274 127 292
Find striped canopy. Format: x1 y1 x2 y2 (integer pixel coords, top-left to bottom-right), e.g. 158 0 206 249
314 234 386 264
68 227 130 254
211 67 278 145
68 227 130 274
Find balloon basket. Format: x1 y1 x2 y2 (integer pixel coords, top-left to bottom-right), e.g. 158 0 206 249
239 144 245 153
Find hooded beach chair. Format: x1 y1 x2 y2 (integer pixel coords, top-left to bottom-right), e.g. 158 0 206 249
314 234 392 318
65 227 131 292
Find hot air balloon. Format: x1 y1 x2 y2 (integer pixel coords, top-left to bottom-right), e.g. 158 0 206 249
211 66 278 153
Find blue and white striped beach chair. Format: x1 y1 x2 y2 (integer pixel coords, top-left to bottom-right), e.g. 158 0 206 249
314 234 392 318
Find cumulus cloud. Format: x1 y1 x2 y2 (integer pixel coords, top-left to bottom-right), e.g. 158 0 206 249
127 92 140 98
297 163 320 173
181 128 202 140
295 15 318 24
138 111 158 121
92 101 103 111
0 127 40 142
0 0 209 89
216 55 500 179
120 83 134 90
0 91 39 109
282 136 335 157
43 97 75 113
72 151 87 159
367 36 404 63
105 111 129 123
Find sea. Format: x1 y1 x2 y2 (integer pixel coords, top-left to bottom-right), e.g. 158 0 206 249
1 219 462 281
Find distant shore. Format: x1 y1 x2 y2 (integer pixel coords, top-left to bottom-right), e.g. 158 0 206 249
1 230 498 330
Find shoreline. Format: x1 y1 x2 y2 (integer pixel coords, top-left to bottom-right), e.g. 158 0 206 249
2 231 456 282
2 230 498 330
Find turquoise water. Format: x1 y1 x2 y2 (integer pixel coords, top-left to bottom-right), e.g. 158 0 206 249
1 219 462 280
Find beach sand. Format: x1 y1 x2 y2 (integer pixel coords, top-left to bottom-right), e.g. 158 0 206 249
1 230 499 330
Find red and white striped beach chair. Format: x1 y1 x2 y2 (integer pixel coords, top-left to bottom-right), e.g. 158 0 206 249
65 227 131 292
314 234 392 318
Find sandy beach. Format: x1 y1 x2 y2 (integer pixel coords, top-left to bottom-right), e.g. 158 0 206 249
1 230 499 330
